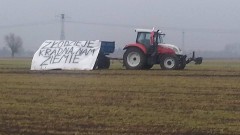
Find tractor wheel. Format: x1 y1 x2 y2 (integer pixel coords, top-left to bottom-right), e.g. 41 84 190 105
160 54 179 70
178 58 186 70
123 48 146 70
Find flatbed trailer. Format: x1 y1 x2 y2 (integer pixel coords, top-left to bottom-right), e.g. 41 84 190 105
94 41 115 69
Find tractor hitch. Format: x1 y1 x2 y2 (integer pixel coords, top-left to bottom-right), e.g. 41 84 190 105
186 51 202 64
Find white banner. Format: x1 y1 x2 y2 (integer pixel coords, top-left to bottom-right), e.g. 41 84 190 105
31 40 101 70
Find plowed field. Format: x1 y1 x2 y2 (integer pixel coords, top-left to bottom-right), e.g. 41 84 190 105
0 58 240 135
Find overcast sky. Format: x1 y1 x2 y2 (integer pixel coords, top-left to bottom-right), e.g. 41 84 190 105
0 0 240 53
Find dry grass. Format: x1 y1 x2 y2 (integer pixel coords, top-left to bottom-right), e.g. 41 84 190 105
0 58 240 135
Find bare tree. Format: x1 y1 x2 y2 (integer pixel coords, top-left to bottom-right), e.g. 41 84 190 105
4 33 23 58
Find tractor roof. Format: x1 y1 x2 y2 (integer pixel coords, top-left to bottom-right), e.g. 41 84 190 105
135 29 164 34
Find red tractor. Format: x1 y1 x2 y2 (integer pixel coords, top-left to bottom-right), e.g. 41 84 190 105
123 29 202 70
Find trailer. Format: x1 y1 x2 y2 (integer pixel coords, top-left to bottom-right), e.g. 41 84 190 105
31 40 115 70
94 41 115 69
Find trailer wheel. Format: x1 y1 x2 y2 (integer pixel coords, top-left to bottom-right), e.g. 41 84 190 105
160 55 179 70
123 48 146 70
98 56 110 69
94 53 110 69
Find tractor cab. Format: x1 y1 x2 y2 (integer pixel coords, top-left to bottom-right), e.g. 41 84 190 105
135 29 182 55
136 29 164 47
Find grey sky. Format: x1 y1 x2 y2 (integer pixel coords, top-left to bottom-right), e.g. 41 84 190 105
0 0 240 52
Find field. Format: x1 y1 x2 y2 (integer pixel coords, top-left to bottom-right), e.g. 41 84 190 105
0 58 240 135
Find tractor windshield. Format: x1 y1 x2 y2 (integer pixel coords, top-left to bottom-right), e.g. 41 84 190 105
137 32 164 45
158 34 164 44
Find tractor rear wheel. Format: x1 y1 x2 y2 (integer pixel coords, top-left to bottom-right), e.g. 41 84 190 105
160 54 179 70
123 48 146 70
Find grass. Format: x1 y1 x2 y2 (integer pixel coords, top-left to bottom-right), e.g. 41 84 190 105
0 58 240 135
0 58 31 70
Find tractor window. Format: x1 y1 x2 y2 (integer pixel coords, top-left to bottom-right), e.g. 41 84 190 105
145 33 151 39
136 32 150 45
158 35 164 43
136 32 164 45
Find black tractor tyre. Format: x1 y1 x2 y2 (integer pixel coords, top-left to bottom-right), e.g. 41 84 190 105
178 58 186 70
160 54 179 70
123 47 146 70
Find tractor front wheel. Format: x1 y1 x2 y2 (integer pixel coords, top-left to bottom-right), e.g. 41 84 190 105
178 58 186 70
160 55 179 70
123 48 146 70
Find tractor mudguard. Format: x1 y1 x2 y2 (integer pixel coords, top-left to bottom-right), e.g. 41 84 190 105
123 43 147 54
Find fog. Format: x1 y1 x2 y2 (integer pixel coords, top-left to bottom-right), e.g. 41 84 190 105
1 0 240 55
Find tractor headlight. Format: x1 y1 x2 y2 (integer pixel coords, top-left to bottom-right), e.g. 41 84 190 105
173 48 178 53
173 47 183 55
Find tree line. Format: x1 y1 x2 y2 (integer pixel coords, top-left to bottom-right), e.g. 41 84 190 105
1 33 240 58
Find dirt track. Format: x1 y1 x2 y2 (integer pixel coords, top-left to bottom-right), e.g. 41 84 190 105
1 68 240 78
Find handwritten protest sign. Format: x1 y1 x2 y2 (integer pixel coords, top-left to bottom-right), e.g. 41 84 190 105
31 40 101 70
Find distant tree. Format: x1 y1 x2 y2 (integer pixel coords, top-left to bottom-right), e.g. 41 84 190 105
4 33 23 58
